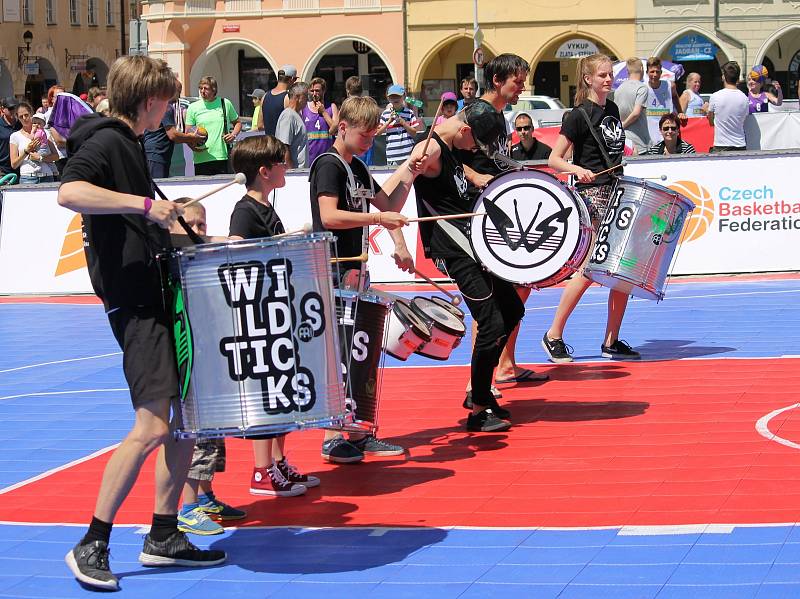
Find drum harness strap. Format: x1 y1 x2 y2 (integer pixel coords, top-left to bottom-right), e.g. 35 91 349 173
577 106 615 171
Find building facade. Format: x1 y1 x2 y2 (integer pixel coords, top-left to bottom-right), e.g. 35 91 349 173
143 0 404 117
407 0 637 113
636 0 800 97
0 0 129 105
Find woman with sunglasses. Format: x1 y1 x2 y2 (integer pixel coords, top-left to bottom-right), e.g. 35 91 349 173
644 113 695 155
747 65 782 113
543 53 640 364
9 101 58 184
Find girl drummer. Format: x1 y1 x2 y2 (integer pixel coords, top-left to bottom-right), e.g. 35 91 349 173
542 53 640 363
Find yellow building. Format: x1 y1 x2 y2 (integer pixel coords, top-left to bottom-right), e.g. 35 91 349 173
408 0 636 113
144 0 405 118
0 0 129 104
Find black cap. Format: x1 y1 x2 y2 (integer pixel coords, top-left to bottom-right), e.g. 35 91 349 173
463 99 506 157
1 97 19 109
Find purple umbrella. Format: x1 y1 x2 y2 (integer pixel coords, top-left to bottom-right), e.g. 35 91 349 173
612 60 685 89
48 92 93 139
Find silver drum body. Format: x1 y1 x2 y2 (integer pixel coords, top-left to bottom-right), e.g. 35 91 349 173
584 176 695 301
164 233 346 438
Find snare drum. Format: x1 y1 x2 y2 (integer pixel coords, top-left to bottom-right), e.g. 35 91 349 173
584 176 695 301
335 290 390 433
470 170 593 288
384 297 432 361
161 233 346 439
410 296 466 360
429 296 466 322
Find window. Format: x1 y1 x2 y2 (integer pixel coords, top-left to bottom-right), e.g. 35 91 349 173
47 0 57 23
88 0 97 25
105 0 114 25
70 0 80 24
22 0 33 23
282 0 319 9
344 0 380 7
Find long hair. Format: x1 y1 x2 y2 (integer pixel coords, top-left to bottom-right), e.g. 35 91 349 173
574 54 612 106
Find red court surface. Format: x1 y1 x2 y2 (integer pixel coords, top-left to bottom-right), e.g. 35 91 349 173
4 358 800 529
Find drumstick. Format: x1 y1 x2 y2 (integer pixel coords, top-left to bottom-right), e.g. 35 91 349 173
271 223 312 239
642 175 668 181
557 160 627 178
330 252 368 264
180 173 246 209
407 212 483 223
421 99 444 158
413 268 462 305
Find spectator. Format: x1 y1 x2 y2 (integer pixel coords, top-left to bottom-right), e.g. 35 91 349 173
644 113 696 155
43 85 67 172
377 84 422 165
248 88 266 131
275 81 309 168
679 72 708 116
186 75 241 175
615 57 651 153
0 97 22 179
9 102 58 184
87 87 107 112
36 97 49 115
707 61 748 152
510 112 552 161
645 57 685 121
747 64 783 113
457 76 478 110
435 92 458 125
144 80 203 178
303 77 338 164
95 99 110 116
345 75 374 165
262 65 297 136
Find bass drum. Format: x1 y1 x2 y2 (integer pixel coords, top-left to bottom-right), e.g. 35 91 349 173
469 170 593 288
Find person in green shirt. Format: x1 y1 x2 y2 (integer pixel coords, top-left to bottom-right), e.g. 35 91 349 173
185 75 241 175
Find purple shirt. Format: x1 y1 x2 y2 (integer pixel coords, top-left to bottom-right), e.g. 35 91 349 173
748 92 769 114
303 104 334 165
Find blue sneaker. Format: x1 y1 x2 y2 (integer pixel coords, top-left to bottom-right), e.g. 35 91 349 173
177 507 224 536
198 492 246 521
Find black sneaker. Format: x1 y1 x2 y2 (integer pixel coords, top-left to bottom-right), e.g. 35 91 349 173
462 393 511 419
276 457 320 488
139 530 227 567
601 339 641 360
466 409 512 432
350 435 405 457
65 540 119 591
321 436 364 463
541 333 574 363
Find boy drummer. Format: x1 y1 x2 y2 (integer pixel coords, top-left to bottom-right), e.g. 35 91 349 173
309 95 425 463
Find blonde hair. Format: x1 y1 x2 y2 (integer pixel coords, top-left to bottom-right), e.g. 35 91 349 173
626 57 643 75
574 54 612 106
108 55 178 122
339 96 381 129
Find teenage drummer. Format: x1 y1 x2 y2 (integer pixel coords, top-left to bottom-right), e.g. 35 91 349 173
410 100 523 432
543 53 640 363
309 95 425 463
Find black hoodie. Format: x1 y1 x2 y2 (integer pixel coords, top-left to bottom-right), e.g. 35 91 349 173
62 113 171 311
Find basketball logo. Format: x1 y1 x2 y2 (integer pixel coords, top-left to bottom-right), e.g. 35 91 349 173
668 180 714 243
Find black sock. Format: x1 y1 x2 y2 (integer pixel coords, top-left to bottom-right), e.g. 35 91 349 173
149 513 178 542
81 516 113 545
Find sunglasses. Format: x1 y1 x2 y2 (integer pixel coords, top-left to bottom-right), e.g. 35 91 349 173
661 125 678 131
515 126 532 132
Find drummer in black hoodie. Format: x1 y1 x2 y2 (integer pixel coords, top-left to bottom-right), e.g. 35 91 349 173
58 55 226 591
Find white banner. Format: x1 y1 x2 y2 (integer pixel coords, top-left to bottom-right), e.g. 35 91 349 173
1 154 799 295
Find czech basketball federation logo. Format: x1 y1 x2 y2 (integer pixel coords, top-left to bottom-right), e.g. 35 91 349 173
669 180 714 243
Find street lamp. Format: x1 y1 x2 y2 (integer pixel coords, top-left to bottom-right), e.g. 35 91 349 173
18 30 33 68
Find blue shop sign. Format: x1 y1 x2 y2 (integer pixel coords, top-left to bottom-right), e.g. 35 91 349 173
670 34 718 61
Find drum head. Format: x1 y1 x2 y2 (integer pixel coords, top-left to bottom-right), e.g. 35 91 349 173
394 299 432 340
410 297 466 336
430 296 465 321
470 170 587 286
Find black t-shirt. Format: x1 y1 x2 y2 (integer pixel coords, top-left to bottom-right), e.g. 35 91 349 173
455 116 512 199
142 104 176 166
561 99 625 187
414 133 471 259
309 149 381 271
510 139 552 161
262 91 287 136
229 194 285 239
61 114 170 311
0 116 21 172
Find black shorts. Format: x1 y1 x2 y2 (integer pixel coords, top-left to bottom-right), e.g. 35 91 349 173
108 306 179 409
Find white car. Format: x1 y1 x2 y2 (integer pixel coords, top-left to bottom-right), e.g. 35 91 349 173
507 95 566 111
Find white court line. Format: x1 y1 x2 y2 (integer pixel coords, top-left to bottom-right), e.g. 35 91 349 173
0 388 127 401
0 351 121 374
0 443 120 496
756 403 800 450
